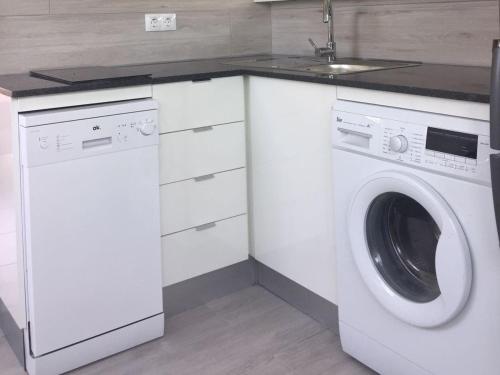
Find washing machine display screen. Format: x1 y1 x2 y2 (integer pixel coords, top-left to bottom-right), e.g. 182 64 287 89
426 127 478 159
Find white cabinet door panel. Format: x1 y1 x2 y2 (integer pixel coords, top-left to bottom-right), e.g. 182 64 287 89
160 168 247 235
247 76 337 304
162 215 249 286
153 77 244 133
159 122 246 184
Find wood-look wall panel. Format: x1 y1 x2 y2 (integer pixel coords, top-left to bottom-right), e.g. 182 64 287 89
272 5 326 56
50 0 263 15
0 37 231 74
272 0 491 9
0 12 232 74
0 0 271 74
336 1 499 66
272 0 500 66
0 12 230 47
0 0 49 16
230 7 272 55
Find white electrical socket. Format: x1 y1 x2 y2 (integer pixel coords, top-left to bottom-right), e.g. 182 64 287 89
145 14 176 32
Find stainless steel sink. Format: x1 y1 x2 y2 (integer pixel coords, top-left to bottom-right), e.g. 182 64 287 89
223 56 420 75
223 56 324 70
303 63 386 75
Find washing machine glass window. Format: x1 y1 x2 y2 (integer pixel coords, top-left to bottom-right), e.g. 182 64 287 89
348 171 472 327
366 192 441 303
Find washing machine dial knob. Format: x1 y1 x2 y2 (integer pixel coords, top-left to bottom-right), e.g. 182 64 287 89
139 121 156 136
389 135 409 153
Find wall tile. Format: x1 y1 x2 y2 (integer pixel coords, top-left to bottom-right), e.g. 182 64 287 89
272 5 325 56
272 0 500 66
0 0 48 16
0 12 232 73
1 0 497 74
230 6 272 55
50 0 261 15
0 0 271 74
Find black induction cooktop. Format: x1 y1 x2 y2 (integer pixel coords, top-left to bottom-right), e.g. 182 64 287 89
30 66 152 85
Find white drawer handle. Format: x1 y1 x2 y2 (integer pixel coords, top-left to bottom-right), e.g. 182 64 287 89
195 222 217 231
192 78 212 83
193 126 214 133
194 174 215 182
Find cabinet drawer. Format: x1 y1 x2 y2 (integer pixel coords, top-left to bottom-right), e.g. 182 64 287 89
159 122 246 184
153 76 244 133
162 214 249 286
160 168 247 235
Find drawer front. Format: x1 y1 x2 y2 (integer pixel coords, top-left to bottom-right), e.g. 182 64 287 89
153 76 245 133
159 122 246 184
160 168 247 235
162 214 249 286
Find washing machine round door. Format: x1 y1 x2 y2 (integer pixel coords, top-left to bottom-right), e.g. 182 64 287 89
349 171 472 328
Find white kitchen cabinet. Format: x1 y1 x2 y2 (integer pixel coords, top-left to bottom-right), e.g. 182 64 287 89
153 77 245 133
154 77 249 285
246 76 337 303
159 122 246 184
162 215 249 286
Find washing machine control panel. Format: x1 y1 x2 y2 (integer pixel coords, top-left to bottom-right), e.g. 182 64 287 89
381 124 426 164
333 100 492 184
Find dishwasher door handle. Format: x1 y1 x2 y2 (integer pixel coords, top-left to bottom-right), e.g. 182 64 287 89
82 137 112 150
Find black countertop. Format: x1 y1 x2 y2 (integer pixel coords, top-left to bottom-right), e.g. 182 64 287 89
0 55 491 103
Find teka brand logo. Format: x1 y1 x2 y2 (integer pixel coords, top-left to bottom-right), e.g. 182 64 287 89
92 125 101 131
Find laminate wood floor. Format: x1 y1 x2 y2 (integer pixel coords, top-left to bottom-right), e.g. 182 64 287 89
0 286 375 375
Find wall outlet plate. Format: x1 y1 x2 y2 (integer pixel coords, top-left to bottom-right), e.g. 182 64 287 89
145 14 176 32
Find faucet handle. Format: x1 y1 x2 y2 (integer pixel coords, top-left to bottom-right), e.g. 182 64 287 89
308 38 319 49
308 38 323 57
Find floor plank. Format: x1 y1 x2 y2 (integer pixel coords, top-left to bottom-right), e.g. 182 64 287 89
0 335 24 375
0 286 375 375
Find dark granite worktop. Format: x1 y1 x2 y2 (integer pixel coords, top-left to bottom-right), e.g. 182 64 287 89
0 55 491 103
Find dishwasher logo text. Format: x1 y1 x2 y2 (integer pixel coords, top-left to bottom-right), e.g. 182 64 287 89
92 125 101 131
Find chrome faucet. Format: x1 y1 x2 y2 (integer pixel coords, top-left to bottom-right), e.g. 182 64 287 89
308 0 336 62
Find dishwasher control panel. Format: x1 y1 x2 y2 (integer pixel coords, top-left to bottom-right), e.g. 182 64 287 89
20 102 159 168
332 100 491 184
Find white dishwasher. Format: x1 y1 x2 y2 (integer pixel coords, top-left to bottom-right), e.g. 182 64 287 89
18 99 164 375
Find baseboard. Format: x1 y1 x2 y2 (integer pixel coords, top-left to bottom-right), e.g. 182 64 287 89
253 258 339 334
163 258 257 318
163 257 339 333
0 297 25 367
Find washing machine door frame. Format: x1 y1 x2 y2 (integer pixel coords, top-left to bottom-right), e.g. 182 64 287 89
349 171 472 328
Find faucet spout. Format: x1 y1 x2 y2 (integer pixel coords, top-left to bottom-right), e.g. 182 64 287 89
309 0 337 62
323 0 332 23
323 0 336 61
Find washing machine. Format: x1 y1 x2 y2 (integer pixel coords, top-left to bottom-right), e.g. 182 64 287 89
332 100 500 375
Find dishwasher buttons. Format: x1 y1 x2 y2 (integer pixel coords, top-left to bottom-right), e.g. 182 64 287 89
39 137 49 150
117 132 128 143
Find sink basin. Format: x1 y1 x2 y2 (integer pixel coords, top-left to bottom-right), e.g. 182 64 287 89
303 63 386 75
223 56 420 75
223 56 324 70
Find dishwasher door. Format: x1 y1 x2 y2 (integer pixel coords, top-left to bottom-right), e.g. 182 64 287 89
19 104 163 358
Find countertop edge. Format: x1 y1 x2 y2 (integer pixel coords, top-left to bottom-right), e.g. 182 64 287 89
1 63 491 104
243 70 490 104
